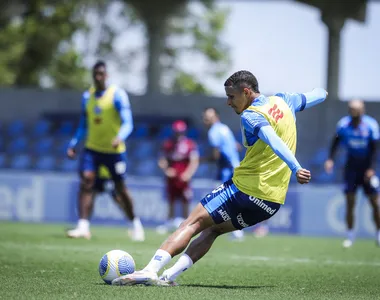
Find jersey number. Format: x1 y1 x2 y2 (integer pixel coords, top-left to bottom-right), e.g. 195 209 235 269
268 104 284 123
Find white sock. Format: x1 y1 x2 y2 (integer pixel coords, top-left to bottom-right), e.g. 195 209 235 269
132 217 143 232
165 253 193 281
143 249 172 274
78 219 90 232
347 229 354 241
232 230 244 238
377 230 380 243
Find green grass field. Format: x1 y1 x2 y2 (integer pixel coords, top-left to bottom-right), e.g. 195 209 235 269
1 222 379 300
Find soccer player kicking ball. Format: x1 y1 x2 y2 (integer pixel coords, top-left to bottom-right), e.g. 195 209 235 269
112 70 327 286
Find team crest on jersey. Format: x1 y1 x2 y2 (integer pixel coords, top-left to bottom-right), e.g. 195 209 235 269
94 106 102 115
94 117 102 124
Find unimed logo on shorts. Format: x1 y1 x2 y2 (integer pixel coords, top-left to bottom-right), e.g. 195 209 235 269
237 213 249 228
249 196 277 215
217 209 231 222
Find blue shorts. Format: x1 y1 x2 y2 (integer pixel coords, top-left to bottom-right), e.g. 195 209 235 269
79 148 127 182
217 167 234 182
344 167 377 195
200 179 281 230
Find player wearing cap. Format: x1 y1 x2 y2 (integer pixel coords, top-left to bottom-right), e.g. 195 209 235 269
157 120 200 233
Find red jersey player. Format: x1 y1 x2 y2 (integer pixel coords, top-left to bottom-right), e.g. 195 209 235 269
157 120 199 233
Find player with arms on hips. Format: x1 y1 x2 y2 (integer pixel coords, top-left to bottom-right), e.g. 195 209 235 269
112 70 327 286
324 99 380 248
157 120 199 233
66 60 145 241
202 107 244 241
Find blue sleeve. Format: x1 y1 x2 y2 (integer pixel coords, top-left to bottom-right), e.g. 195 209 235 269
335 117 347 137
258 125 302 175
276 88 327 113
369 119 380 141
241 111 270 137
208 129 221 148
114 89 134 140
68 93 88 149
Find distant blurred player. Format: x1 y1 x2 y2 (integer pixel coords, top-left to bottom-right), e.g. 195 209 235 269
66 60 144 241
110 71 327 287
202 107 244 240
157 120 199 233
325 99 380 248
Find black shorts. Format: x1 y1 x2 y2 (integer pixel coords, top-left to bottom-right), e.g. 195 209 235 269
344 167 377 195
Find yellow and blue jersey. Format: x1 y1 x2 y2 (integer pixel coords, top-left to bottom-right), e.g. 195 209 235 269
232 89 327 204
200 88 326 229
69 85 133 154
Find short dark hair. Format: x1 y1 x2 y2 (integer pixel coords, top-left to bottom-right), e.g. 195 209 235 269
224 70 260 93
93 60 106 70
203 107 219 116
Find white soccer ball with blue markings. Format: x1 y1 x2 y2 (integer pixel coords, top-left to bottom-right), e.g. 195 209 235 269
98 250 135 284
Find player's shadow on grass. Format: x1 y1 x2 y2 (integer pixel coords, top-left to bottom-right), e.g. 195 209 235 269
183 284 275 290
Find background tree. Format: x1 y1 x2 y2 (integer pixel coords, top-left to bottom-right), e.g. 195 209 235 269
0 0 230 94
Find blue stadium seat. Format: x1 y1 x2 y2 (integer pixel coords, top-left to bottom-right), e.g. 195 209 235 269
311 148 329 166
32 138 54 155
194 163 212 178
34 156 56 171
8 137 28 154
56 121 75 136
59 158 78 172
187 127 200 140
7 120 26 137
158 125 172 140
55 139 70 156
314 169 336 183
197 142 208 157
10 154 32 170
0 136 4 152
234 130 242 142
32 120 51 137
130 141 157 160
134 159 158 176
0 153 6 168
131 124 149 139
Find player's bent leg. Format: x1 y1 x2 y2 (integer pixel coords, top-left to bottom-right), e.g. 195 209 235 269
112 203 215 286
159 203 215 257
159 220 237 286
113 179 145 242
188 220 238 262
66 171 95 240
114 180 135 220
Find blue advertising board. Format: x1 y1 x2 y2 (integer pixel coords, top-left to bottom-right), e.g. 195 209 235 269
0 171 376 238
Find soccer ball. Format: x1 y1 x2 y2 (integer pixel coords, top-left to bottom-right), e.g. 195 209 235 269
98 250 135 284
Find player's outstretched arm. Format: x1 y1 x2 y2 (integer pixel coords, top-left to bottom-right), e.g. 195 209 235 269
67 95 88 158
301 88 328 110
276 88 327 113
258 125 311 184
114 89 134 144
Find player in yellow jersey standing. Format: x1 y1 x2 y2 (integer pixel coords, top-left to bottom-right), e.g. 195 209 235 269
112 70 328 286
66 60 145 241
